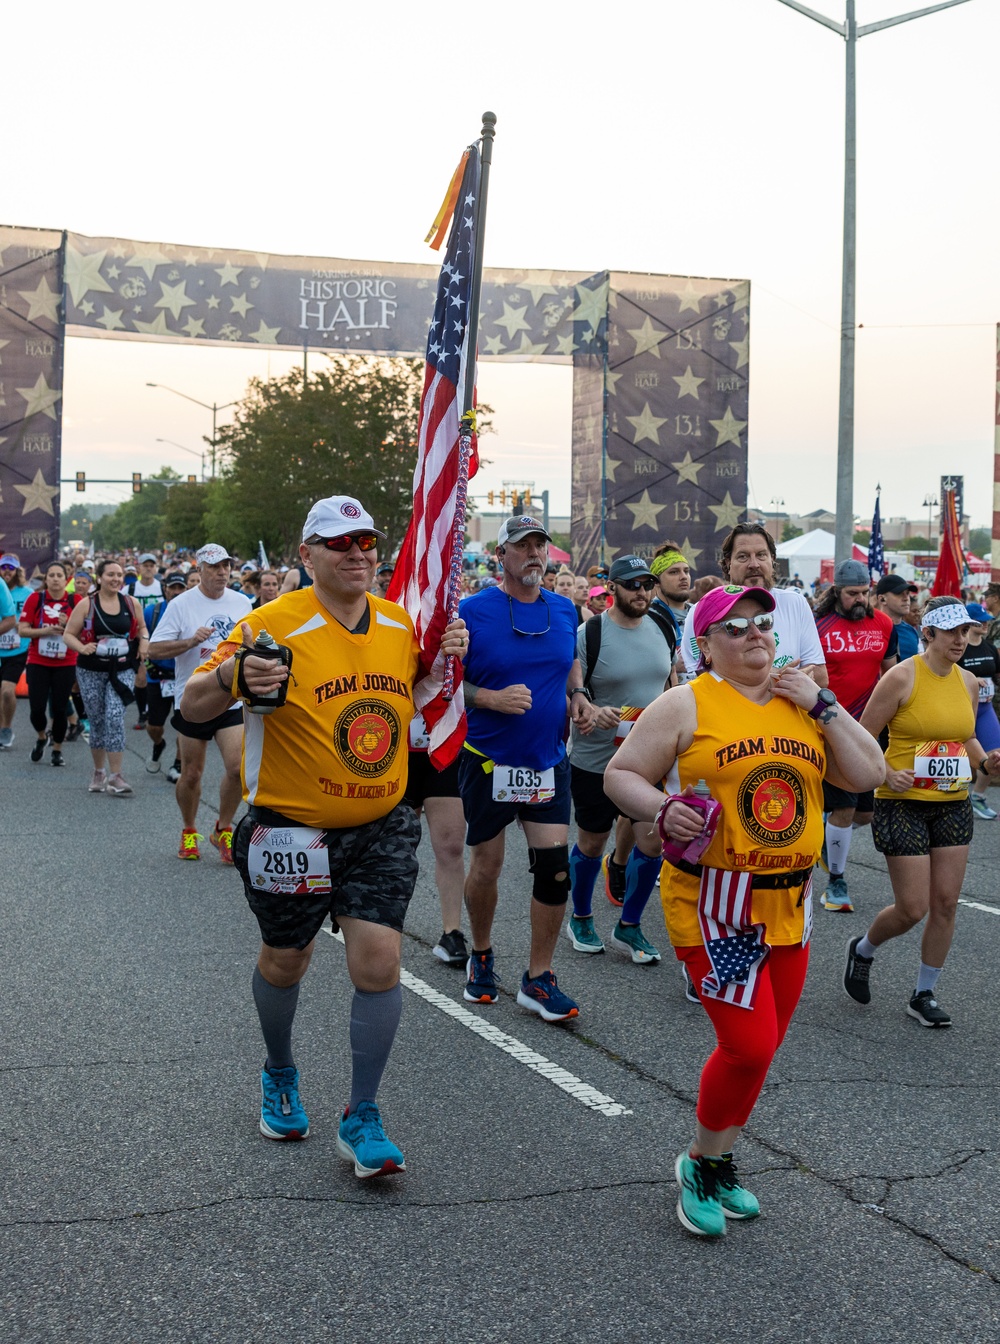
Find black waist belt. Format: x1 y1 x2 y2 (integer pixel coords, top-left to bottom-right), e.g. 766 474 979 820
248 804 309 828
667 857 812 889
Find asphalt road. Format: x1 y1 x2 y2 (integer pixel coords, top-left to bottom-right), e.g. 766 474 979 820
2 707 999 1343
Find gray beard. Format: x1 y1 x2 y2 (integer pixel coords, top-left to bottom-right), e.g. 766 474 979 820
519 571 543 588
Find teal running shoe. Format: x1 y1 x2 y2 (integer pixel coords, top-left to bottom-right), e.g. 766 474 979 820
337 1101 405 1178
822 874 853 912
566 914 605 954
674 1151 726 1238
259 1066 309 1141
611 920 662 965
714 1154 760 1220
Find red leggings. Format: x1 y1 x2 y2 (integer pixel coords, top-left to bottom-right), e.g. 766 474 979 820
676 942 810 1132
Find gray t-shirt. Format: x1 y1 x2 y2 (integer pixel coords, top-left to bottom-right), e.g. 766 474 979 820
570 612 674 774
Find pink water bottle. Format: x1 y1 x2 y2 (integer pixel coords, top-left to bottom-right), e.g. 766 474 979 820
658 779 722 866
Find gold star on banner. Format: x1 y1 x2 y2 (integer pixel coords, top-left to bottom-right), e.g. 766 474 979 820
16 373 61 420
605 369 623 395
14 468 59 516
729 334 750 370
107 264 120 279
671 451 703 485
713 290 732 310
626 315 665 359
604 456 622 482
126 246 171 280
583 492 596 527
708 491 744 532
79 300 95 316
132 311 172 336
732 282 750 313
483 332 505 356
230 292 253 318
626 402 668 446
512 331 548 357
18 277 60 323
64 247 114 305
215 261 242 287
183 316 207 338
518 274 557 304
553 332 576 356
206 295 221 310
96 307 126 332
493 302 531 341
0 338 8 364
627 489 665 532
675 279 703 314
249 320 281 343
678 536 703 566
709 405 748 448
571 279 608 335
673 365 705 400
155 280 197 321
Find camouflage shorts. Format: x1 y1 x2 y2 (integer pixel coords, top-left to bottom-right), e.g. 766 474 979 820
232 803 420 949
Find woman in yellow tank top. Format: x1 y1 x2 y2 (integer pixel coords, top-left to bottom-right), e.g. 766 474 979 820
606 585 883 1238
851 596 1000 1028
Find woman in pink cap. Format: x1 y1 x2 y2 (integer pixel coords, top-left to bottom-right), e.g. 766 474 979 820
606 583 883 1238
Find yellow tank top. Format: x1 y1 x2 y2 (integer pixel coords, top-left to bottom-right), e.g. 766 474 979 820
199 588 418 828
876 656 975 803
660 674 826 947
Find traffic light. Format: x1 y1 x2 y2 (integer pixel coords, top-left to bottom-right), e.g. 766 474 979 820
487 491 494 506
523 488 531 507
132 473 142 494
499 490 507 507
511 491 521 511
186 474 197 484
75 471 86 492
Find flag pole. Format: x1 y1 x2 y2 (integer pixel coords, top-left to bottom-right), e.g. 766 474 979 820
443 111 496 702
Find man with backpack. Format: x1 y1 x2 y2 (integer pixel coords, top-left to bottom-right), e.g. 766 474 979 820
567 554 675 962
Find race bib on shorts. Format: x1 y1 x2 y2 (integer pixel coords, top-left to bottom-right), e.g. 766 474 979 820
0 629 19 651
912 740 971 792
979 680 994 704
614 706 642 745
491 764 555 805
409 712 430 752
158 679 177 700
39 636 67 659
247 824 332 895
97 637 129 658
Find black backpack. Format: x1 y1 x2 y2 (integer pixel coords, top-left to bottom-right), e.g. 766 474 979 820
583 607 677 694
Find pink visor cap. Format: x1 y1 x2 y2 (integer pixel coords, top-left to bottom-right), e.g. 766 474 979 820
692 584 776 639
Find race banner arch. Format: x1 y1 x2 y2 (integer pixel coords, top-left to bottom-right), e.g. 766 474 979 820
0 225 749 576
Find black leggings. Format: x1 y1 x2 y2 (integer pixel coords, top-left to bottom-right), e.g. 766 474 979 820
26 664 78 744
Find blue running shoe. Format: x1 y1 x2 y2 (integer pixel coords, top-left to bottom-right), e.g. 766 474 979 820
337 1101 405 1178
675 1151 726 1238
822 874 853 912
259 1066 309 1140
516 969 579 1022
464 950 499 1003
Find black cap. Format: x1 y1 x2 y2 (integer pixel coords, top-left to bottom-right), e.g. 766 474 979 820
609 555 655 583
875 574 911 596
164 572 186 588
376 562 394 576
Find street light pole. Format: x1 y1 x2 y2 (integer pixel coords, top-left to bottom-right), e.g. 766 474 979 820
156 438 207 482
776 0 973 565
146 383 239 479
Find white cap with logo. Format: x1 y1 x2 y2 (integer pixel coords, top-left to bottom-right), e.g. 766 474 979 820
302 496 386 543
497 515 552 546
196 543 234 565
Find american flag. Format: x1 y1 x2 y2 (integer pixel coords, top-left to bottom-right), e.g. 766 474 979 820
697 868 769 1010
867 490 885 580
386 146 482 768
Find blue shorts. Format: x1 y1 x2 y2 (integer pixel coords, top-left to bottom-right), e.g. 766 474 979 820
458 749 571 846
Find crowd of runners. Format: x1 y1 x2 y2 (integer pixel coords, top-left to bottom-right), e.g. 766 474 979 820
2 510 997 1238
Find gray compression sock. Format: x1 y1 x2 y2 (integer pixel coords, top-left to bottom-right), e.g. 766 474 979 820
349 983 403 1111
252 965 300 1072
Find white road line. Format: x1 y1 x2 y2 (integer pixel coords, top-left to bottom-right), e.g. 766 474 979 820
322 927 632 1117
959 898 1000 916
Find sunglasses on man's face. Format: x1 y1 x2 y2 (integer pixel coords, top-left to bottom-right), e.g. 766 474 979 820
617 578 657 592
713 612 775 639
313 532 379 552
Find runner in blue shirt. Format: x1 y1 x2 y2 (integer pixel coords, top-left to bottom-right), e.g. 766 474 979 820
0 554 31 750
459 515 594 1021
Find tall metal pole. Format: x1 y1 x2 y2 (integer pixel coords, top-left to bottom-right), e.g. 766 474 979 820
835 1 857 565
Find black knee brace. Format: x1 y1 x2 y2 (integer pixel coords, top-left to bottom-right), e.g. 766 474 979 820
528 844 571 906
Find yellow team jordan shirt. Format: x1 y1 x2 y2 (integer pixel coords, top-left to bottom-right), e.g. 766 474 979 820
198 588 419 829
661 674 826 948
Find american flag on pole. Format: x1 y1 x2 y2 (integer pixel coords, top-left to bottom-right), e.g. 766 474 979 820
386 146 482 768
697 868 770 1010
867 488 884 580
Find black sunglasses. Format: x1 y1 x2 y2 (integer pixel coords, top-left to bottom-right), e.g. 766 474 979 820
616 578 657 592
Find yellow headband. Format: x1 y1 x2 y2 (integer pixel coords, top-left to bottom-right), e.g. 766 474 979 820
650 551 687 577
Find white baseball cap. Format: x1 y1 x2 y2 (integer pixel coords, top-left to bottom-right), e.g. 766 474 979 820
302 496 385 543
196 543 234 565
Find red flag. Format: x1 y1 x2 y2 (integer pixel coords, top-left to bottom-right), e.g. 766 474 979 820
931 489 965 597
386 147 482 768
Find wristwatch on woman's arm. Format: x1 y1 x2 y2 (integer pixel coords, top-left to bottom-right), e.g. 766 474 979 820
807 689 838 725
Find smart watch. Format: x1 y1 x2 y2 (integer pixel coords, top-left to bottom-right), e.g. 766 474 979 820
569 687 592 701
807 689 837 724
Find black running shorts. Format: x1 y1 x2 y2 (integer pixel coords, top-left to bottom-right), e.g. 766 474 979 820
171 704 243 741
403 749 460 808
232 802 420 949
822 781 875 815
871 796 973 857
571 764 618 835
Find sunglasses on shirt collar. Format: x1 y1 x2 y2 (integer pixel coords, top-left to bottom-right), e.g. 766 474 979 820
308 532 379 552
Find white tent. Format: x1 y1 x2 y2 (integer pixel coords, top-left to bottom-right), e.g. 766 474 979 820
774 529 865 587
